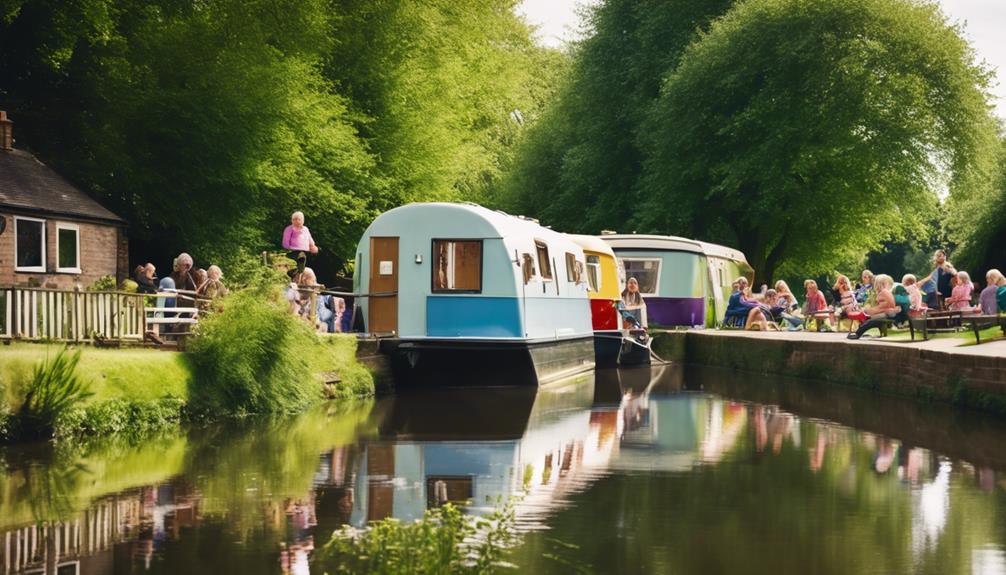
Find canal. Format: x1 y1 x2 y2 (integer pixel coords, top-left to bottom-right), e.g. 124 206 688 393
2 365 1005 574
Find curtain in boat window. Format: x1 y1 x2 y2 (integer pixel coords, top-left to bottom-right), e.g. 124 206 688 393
433 240 482 292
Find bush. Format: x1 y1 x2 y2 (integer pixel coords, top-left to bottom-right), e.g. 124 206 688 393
86 275 117 291
186 286 322 416
14 347 93 440
317 503 517 575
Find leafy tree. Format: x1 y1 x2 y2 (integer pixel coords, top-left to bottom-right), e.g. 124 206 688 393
947 134 1006 274
639 0 998 281
501 0 736 232
0 0 558 278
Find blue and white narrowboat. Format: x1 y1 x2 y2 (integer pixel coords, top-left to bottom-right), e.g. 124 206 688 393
354 203 595 385
599 234 754 328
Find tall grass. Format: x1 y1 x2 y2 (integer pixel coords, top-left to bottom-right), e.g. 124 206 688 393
14 347 93 440
317 503 517 574
186 285 322 416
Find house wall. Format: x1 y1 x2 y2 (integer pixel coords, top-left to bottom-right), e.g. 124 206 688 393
0 211 126 289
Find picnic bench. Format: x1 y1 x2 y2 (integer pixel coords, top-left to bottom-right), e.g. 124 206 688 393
907 310 1006 343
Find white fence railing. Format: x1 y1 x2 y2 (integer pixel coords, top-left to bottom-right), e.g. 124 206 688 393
0 287 150 342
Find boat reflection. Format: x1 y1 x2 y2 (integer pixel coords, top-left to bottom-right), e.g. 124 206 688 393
1 366 1006 574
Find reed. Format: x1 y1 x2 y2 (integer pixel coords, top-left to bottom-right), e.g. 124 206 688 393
15 347 93 440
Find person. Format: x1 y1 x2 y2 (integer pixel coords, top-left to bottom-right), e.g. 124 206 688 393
848 274 903 339
901 273 927 316
854 270 875 306
765 289 801 330
724 277 769 329
198 265 229 301
135 263 158 294
620 277 648 329
979 269 1005 315
918 249 955 308
170 253 198 311
832 274 860 328
945 270 975 312
773 280 804 330
803 279 833 331
191 268 208 293
282 211 320 280
288 267 319 318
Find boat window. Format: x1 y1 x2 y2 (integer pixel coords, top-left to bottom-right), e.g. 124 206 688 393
586 255 601 292
535 241 553 280
621 258 661 295
564 252 583 283
521 253 536 285
432 239 482 292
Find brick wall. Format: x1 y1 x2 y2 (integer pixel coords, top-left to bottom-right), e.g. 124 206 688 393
0 212 126 289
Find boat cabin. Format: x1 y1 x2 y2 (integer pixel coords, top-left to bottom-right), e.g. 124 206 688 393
599 234 753 327
354 203 594 385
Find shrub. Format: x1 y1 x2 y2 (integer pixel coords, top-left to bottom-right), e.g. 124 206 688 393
86 276 117 291
186 286 322 416
317 503 517 575
14 347 93 440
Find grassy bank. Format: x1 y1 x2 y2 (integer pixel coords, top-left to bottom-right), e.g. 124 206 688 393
0 334 375 441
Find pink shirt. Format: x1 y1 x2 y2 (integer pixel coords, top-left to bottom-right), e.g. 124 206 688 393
947 283 973 311
283 224 314 251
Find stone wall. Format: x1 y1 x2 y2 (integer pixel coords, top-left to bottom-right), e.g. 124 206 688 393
651 331 1006 414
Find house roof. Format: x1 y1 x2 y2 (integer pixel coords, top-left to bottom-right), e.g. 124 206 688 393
0 149 125 224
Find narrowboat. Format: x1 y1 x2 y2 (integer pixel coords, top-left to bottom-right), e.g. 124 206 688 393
599 234 754 328
569 235 624 367
354 203 595 386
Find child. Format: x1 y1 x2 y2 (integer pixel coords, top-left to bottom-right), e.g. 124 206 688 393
901 274 925 313
767 289 802 331
848 274 900 339
803 279 833 331
945 270 974 312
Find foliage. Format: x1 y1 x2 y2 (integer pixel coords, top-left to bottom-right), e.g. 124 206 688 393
317 502 517 575
0 0 560 279
947 135 1006 273
186 286 323 416
13 347 93 440
86 275 117 291
308 335 375 399
501 0 735 232
55 397 185 438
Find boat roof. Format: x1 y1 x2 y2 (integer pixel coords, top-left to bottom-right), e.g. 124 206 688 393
599 234 749 265
363 202 576 246
568 234 616 257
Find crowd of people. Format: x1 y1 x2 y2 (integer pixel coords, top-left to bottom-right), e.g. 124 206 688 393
720 249 1006 339
133 253 229 308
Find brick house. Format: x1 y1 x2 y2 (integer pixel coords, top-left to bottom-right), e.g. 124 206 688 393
0 111 128 289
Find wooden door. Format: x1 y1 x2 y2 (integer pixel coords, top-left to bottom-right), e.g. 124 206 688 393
369 237 399 334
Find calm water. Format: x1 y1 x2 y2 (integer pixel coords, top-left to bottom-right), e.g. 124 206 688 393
2 365 1006 574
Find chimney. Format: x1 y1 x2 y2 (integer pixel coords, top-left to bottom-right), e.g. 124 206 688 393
0 111 12 152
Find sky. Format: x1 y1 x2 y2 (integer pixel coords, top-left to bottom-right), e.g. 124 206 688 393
517 0 1006 118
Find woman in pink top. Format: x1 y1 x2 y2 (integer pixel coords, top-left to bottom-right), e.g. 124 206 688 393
283 211 320 279
945 270 975 312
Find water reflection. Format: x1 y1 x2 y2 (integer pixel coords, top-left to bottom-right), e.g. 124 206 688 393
0 367 1005 574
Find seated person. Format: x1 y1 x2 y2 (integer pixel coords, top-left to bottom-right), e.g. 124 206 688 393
135 263 158 294
979 269 1005 315
854 270 875 306
620 277 649 329
945 270 976 312
766 289 802 330
724 277 771 329
901 274 926 315
803 279 834 331
848 274 904 339
832 274 860 326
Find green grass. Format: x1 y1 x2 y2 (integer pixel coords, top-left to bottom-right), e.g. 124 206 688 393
0 344 190 408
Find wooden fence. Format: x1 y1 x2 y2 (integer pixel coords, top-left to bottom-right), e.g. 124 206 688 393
1 287 150 342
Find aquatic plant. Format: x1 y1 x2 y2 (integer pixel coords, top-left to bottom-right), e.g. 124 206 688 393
317 503 517 575
14 347 93 440
186 286 322 416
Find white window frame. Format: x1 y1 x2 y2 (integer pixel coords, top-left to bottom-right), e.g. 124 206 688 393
55 222 82 274
586 255 602 293
14 216 47 273
619 257 662 296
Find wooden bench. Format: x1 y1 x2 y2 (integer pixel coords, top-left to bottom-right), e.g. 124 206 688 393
907 310 963 341
959 314 1006 344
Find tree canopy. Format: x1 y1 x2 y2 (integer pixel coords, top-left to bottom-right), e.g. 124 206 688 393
504 0 999 282
0 0 559 277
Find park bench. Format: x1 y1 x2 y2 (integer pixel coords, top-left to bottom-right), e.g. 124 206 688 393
959 314 1006 344
906 309 963 341
144 290 203 346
